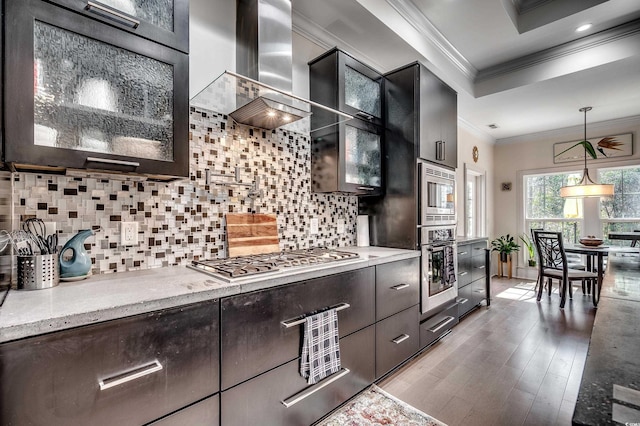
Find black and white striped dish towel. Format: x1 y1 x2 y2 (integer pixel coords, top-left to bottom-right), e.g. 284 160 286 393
444 245 457 286
300 308 341 385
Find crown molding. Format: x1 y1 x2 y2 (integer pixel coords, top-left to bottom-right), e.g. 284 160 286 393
384 0 477 80
495 114 640 145
477 18 640 82
458 117 496 144
291 10 386 72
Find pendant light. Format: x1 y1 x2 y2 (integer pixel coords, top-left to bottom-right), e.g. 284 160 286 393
560 107 614 198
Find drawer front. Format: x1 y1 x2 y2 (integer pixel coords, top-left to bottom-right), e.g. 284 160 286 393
375 305 419 378
375 258 420 320
472 278 487 306
471 253 487 282
457 244 472 260
221 325 375 426
221 267 375 390
149 394 219 426
419 303 459 349
0 301 219 426
457 284 475 318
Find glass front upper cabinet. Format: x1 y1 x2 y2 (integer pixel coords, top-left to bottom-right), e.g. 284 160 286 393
309 48 384 127
44 0 189 53
344 122 382 191
4 0 188 178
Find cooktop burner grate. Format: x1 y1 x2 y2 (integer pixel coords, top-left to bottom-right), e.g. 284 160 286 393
189 248 359 281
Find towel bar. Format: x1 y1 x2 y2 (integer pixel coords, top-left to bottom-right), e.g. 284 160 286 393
280 303 350 328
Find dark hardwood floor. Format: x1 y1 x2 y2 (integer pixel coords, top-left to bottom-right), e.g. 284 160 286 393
379 277 596 426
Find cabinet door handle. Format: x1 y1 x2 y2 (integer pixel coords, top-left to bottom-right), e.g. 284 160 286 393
357 186 375 191
356 111 375 121
427 316 455 333
458 251 468 256
99 360 162 391
85 1 141 28
281 368 350 408
458 297 469 305
458 271 468 277
391 283 410 291
391 334 410 344
281 303 350 328
477 265 485 269
87 157 140 167
436 140 446 161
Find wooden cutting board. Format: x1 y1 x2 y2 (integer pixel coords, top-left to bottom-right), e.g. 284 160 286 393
226 213 279 257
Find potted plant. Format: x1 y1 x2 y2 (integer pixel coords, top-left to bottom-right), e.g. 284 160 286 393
519 234 537 267
491 234 520 278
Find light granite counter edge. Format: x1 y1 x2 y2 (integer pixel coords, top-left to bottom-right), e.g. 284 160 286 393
0 247 419 343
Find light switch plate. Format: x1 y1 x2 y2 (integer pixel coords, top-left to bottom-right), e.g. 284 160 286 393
310 218 319 235
337 219 345 234
121 222 138 246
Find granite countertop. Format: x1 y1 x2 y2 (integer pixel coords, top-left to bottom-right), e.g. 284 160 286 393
0 246 419 344
573 255 640 425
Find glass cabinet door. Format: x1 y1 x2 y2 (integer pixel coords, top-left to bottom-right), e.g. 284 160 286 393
339 53 383 126
5 0 189 177
342 120 382 195
45 0 189 52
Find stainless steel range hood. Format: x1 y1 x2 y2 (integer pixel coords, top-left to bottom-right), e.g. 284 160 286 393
190 0 351 132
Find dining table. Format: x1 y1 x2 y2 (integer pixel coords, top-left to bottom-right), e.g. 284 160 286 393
564 244 610 307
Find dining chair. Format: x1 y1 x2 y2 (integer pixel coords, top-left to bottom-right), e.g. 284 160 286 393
631 229 640 248
532 230 599 309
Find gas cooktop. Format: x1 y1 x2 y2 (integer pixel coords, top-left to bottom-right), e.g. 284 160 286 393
188 248 360 282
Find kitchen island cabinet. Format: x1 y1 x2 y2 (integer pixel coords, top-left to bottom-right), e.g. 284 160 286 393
456 238 489 318
0 300 219 426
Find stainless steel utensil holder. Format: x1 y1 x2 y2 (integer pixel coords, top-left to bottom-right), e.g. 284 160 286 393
17 254 59 290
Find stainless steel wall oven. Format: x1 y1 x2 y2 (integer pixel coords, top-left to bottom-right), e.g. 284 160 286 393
421 225 457 314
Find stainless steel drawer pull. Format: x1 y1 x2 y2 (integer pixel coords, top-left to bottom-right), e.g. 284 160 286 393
99 360 163 391
391 283 410 291
356 111 375 121
281 368 350 408
392 334 410 344
477 265 486 269
357 186 375 191
427 316 456 334
458 271 468 277
86 1 140 28
87 157 140 167
458 298 469 305
281 303 350 328
458 251 468 256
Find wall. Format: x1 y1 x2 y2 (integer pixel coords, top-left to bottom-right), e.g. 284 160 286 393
9 110 357 277
493 115 640 277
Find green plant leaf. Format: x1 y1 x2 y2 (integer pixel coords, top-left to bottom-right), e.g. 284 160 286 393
554 140 598 160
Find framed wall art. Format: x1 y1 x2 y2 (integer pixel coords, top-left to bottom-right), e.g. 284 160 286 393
553 133 633 164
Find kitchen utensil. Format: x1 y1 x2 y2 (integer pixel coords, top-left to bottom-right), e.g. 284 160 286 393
226 213 279 257
22 218 49 254
11 230 36 256
59 229 95 280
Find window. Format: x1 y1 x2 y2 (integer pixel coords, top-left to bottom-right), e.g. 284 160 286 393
524 171 583 244
599 166 640 245
464 165 486 237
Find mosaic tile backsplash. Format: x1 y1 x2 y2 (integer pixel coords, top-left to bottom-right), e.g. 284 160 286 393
7 107 358 276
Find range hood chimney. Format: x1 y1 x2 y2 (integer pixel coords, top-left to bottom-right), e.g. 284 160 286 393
191 0 351 132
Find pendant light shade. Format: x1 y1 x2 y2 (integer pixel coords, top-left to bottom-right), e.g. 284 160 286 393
560 107 615 198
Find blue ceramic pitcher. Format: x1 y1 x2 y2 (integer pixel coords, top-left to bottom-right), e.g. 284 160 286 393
59 229 95 280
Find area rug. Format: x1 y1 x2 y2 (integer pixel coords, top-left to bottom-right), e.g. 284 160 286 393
317 385 448 426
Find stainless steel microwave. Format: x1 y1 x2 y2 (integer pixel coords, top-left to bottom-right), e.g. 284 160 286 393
419 162 456 226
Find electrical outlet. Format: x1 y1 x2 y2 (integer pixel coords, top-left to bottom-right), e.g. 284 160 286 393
310 218 319 235
121 222 139 246
337 219 345 234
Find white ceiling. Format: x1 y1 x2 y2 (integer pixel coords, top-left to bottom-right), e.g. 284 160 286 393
291 0 640 142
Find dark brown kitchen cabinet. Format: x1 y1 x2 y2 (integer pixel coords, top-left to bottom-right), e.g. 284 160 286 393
0 300 219 426
375 257 420 321
385 62 457 170
42 0 189 53
311 118 383 196
148 395 219 426
457 239 488 318
375 305 419 378
220 267 375 390
419 301 458 349
221 325 375 426
3 0 189 179
309 48 384 127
